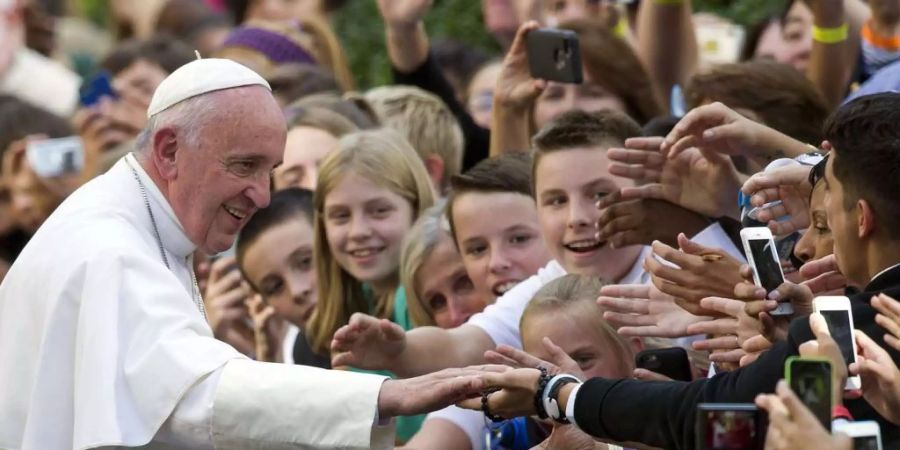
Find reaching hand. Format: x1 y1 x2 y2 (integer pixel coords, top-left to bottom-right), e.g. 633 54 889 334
376 0 433 28
485 337 585 380
493 21 546 112
645 235 744 316
850 329 900 425
608 137 743 219
661 102 793 161
800 254 848 295
246 294 284 362
741 163 813 236
456 367 543 419
872 293 900 351
597 283 711 338
530 424 599 450
756 381 852 450
688 296 767 367
330 312 406 370
595 192 711 249
377 365 506 418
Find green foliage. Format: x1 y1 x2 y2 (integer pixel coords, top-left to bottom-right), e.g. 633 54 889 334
694 0 788 26
333 0 501 90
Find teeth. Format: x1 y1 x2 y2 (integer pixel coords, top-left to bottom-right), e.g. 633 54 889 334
350 248 381 257
223 206 246 219
494 281 519 295
567 239 600 249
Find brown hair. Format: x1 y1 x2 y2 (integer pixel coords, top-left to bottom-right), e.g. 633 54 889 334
100 34 195 76
684 60 829 144
531 109 641 189
445 153 534 246
559 19 664 124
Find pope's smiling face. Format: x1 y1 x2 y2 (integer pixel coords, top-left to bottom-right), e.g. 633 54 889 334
166 87 286 254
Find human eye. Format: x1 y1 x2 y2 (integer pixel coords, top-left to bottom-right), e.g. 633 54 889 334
509 233 533 245
326 208 350 224
292 253 313 271
228 159 258 177
543 195 567 207
369 202 395 218
464 243 488 257
454 276 475 294
261 279 284 297
592 191 609 201
428 295 448 312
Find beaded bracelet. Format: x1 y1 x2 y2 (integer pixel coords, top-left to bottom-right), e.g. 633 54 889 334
481 388 504 422
533 367 551 419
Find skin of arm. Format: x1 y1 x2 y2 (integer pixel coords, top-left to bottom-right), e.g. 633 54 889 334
635 0 698 113
394 324 497 378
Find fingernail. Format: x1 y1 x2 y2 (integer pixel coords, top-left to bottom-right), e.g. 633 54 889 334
768 291 781 301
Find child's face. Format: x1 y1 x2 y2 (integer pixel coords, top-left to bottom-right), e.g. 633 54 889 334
522 309 633 378
242 217 317 327
275 126 337 192
534 147 643 281
323 174 414 286
415 235 488 328
452 191 552 298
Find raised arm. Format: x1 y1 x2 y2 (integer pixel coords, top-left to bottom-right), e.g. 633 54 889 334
379 0 431 73
635 0 698 112
807 0 855 109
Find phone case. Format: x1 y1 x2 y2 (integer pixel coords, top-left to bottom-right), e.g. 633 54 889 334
525 29 583 84
785 356 832 430
635 347 692 382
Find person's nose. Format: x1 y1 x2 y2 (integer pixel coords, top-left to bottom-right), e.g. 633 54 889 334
567 197 593 231
446 298 474 328
348 214 374 241
245 176 271 209
488 248 511 275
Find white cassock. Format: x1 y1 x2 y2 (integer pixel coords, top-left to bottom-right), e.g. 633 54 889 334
0 153 394 450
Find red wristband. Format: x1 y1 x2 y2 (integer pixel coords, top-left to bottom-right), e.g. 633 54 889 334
832 405 853 421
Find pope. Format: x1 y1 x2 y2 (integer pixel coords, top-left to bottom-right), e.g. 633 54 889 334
0 58 493 450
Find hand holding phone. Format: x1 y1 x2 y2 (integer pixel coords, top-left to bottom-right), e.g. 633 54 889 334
525 28 582 84
785 356 832 430
25 136 85 179
813 296 861 390
635 347 693 382
740 227 792 316
696 403 764 450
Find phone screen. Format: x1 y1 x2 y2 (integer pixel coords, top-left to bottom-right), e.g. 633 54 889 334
790 360 831 430
749 238 783 292
819 310 856 368
853 436 880 450
702 409 760 450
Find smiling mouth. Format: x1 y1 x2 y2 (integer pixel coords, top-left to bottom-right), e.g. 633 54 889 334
492 280 520 296
223 205 248 220
348 247 385 258
564 238 605 253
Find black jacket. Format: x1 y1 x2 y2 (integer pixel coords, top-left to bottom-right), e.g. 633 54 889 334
392 54 490 171
573 265 900 450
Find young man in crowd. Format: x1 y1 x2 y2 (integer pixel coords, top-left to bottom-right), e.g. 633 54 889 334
330 109 741 379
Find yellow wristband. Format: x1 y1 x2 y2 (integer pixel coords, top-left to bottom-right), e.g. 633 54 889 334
612 17 629 38
812 23 849 44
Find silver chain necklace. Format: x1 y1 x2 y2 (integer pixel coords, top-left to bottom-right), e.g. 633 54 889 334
125 156 208 321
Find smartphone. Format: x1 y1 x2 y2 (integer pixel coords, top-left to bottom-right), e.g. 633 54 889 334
834 421 882 450
79 71 118 107
813 296 862 390
695 403 764 450
740 227 791 316
635 347 693 382
785 356 832 431
25 136 85 178
525 28 583 84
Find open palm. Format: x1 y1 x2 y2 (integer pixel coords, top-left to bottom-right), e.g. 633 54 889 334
376 0 433 27
597 284 711 338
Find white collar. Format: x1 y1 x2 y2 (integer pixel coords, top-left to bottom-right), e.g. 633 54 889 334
122 153 197 260
870 262 900 285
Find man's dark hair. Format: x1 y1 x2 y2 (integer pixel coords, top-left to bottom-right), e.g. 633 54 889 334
236 187 315 280
0 95 72 169
825 93 900 238
100 35 195 76
446 153 533 246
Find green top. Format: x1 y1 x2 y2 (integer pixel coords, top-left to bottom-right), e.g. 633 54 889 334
350 284 424 443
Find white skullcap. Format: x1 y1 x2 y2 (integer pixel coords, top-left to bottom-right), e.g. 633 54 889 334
147 57 271 118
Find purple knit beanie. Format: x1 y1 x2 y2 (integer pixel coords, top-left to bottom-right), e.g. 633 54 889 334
222 26 317 65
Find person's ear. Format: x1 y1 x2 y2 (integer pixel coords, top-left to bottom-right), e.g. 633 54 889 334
151 127 179 181
857 199 876 239
423 154 445 193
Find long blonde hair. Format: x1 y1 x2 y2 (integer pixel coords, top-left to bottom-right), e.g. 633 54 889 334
308 128 435 355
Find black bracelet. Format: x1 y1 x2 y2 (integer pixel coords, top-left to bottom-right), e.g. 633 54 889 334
481 388 504 422
533 366 551 419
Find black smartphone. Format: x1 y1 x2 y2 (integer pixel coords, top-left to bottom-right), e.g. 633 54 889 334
696 403 765 450
525 28 583 84
785 357 832 431
635 347 692 382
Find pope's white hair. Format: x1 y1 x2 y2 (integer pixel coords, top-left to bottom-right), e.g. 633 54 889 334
134 93 220 157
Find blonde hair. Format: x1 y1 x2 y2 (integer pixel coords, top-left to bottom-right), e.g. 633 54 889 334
400 200 451 327
520 274 635 369
364 86 464 193
308 128 436 355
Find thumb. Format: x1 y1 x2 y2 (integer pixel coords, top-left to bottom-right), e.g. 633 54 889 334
676 233 707 255
380 319 406 341
543 337 574 371
809 312 831 339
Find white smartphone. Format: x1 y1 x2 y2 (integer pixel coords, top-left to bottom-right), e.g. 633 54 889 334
740 227 791 315
813 296 862 390
25 136 84 178
834 420 882 450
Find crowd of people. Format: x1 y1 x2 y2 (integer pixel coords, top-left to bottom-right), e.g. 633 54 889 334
2 0 900 449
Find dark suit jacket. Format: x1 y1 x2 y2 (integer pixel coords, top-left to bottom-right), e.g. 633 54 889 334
572 264 900 450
